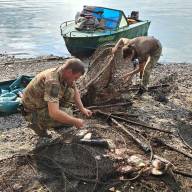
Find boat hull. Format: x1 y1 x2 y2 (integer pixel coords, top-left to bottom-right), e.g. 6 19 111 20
62 21 150 57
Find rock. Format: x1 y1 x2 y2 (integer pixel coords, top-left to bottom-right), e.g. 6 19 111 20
151 168 163 175
82 132 92 140
13 183 23 191
128 155 146 167
155 95 169 103
118 165 133 173
152 159 166 170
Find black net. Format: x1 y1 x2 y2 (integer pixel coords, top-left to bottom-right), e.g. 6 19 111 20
0 142 115 192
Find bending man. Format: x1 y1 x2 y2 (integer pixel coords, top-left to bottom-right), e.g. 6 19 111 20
112 36 162 95
21 58 92 137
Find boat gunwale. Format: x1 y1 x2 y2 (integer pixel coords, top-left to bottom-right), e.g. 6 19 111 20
61 20 150 39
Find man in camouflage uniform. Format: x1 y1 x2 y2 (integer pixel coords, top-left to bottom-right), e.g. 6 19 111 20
22 58 92 137
112 36 162 95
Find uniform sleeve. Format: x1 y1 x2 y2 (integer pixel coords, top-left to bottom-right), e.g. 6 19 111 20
44 80 60 103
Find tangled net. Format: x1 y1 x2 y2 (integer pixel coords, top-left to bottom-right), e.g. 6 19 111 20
0 142 112 192
0 122 130 192
77 43 135 105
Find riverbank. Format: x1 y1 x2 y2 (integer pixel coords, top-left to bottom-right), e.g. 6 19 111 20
0 55 192 191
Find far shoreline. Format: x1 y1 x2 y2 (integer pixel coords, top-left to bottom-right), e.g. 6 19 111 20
0 53 192 66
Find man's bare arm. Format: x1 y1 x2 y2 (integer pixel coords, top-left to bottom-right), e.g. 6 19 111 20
74 85 84 111
74 85 92 117
112 38 129 54
48 102 84 128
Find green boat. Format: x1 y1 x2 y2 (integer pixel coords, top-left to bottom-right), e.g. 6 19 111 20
60 6 150 57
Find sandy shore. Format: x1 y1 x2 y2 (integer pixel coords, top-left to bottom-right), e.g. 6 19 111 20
0 55 192 191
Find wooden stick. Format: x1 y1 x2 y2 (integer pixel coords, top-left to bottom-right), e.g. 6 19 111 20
87 102 132 109
173 169 192 178
111 111 138 118
163 142 192 160
74 102 132 113
111 118 150 153
154 155 173 164
148 84 170 90
95 110 173 134
152 139 192 160
126 84 170 92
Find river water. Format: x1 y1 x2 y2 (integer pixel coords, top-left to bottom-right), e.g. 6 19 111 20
0 0 191 63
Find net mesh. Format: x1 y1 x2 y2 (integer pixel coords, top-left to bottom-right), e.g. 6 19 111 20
0 143 112 192
0 123 129 192
77 43 134 105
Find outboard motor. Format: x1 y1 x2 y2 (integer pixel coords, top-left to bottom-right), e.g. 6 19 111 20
131 11 139 20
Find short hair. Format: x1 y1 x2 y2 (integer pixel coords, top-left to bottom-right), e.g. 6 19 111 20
64 58 85 75
122 46 133 59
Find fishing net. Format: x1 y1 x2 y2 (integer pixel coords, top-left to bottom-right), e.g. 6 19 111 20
0 142 112 192
77 43 135 105
0 123 129 192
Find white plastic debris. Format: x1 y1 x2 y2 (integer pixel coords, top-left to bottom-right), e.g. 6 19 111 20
76 129 88 137
151 168 163 175
82 132 92 140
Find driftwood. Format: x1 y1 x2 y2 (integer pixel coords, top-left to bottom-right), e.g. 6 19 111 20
111 118 150 153
173 169 192 178
148 84 170 90
86 102 132 110
152 139 192 160
95 110 173 134
126 84 170 92
111 111 138 118
74 102 132 113
163 142 192 160
154 155 173 164
177 121 192 150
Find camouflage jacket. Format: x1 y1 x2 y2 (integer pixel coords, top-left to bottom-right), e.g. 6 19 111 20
22 67 74 111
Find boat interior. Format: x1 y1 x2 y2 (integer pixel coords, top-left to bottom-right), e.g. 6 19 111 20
74 6 140 31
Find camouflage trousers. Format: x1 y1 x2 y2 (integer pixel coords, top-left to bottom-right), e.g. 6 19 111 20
24 107 73 131
141 43 162 87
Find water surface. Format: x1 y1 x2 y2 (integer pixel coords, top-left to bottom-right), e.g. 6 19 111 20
0 0 192 62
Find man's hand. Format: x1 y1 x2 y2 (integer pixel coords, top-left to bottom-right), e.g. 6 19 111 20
81 108 92 117
112 38 125 54
118 39 125 47
74 118 85 128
